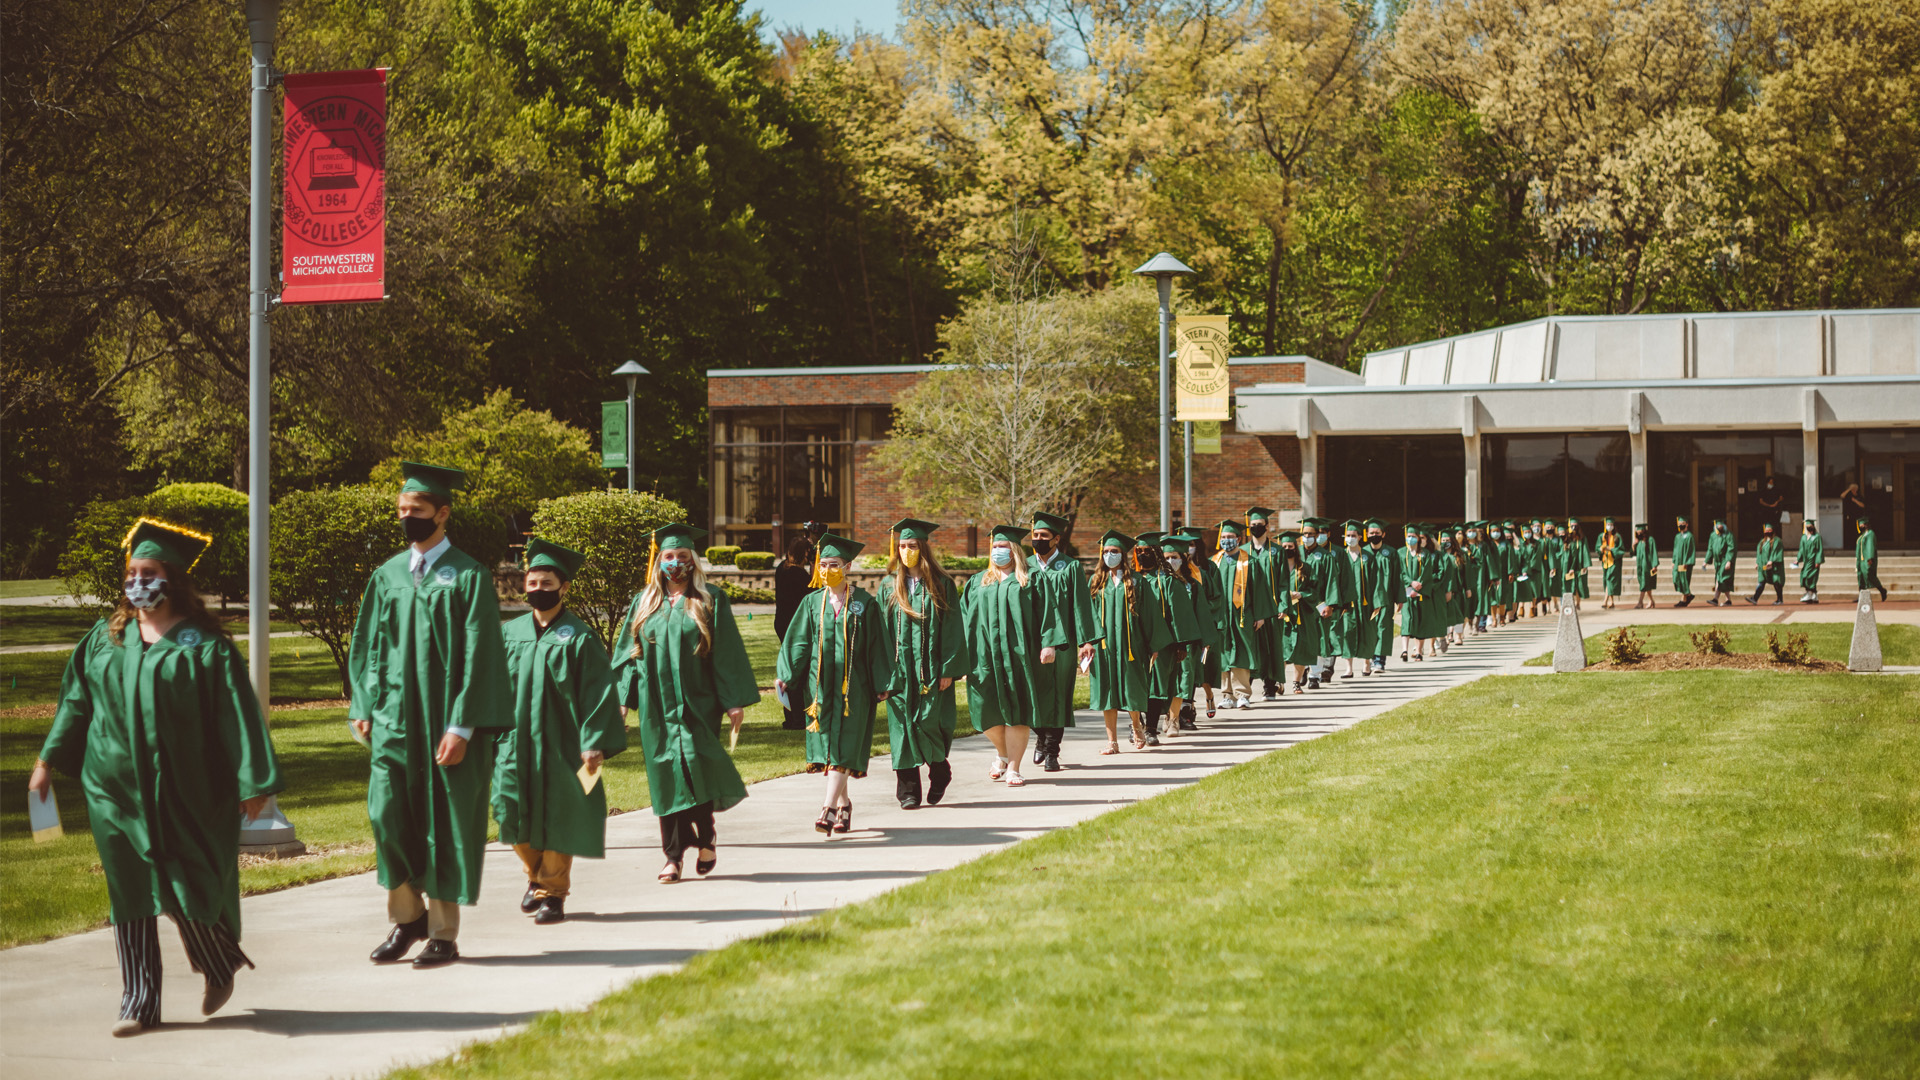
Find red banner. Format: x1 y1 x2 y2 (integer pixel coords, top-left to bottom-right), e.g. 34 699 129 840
281 69 387 304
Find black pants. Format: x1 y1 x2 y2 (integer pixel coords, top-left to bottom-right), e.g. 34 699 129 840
115 915 252 1024
1752 580 1783 602
895 760 952 801
659 802 716 863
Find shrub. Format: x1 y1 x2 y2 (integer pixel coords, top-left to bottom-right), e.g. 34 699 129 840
369 389 604 525
705 545 742 567
446 504 513 583
1689 626 1732 655
715 581 775 604
944 554 990 572
270 486 406 697
1766 630 1813 665
530 489 687 649
853 553 888 569
59 483 249 609
734 551 775 570
1603 626 1648 665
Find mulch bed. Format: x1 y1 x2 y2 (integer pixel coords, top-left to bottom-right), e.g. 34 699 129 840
1585 651 1847 673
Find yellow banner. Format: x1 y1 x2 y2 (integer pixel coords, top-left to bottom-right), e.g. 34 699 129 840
1175 315 1231 421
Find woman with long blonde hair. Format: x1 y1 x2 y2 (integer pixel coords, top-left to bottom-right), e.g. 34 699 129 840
959 524 1042 787
1086 529 1168 753
879 518 965 809
29 520 280 1035
612 523 758 883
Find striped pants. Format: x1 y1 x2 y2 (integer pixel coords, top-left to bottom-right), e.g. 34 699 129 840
114 915 253 1025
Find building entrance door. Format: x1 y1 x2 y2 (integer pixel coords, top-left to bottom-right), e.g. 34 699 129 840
1860 455 1919 546
1691 455 1773 541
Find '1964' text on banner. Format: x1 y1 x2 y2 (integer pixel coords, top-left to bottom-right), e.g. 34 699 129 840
282 69 387 305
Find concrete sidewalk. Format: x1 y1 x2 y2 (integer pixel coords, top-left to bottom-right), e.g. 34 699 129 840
0 622 1557 1080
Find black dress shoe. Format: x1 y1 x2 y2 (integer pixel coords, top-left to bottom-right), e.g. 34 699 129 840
412 939 459 967
1042 749 1062 772
534 898 565 925
896 768 923 809
1032 741 1046 765
926 762 952 806
370 915 427 963
1178 717 1198 731
520 884 541 914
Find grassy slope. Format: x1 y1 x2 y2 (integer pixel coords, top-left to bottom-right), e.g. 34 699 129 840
0 579 63 599
1 616 990 947
400 673 1920 1080
1523 622 1920 666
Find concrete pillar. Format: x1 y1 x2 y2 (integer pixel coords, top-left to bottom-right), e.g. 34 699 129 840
1630 430 1649 527
1802 388 1820 526
1298 434 1318 519
1463 433 1482 521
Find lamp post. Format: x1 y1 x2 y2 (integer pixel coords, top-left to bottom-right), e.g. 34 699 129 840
1132 252 1195 533
612 361 648 492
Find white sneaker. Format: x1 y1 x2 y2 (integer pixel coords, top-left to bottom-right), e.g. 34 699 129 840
1237 694 1253 710
1005 771 1026 788
989 757 1007 781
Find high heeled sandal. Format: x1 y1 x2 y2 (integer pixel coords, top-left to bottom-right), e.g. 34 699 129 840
1100 740 1120 755
814 806 835 835
658 860 682 884
695 847 717 875
833 805 852 834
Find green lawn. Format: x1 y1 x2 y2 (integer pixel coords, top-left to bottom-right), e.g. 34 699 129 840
0 606 981 947
0 578 64 599
0 605 303 648
396 672 1920 1080
1524 622 1920 666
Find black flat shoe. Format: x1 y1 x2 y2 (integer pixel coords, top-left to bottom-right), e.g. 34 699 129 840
202 977 235 1016
833 805 852 834
1042 751 1063 772
370 915 427 963
1178 717 1197 731
926 763 952 806
412 939 459 968
520 884 541 914
695 847 717 876
534 897 565 925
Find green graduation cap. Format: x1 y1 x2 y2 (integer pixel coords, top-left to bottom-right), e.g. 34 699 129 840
1217 519 1246 535
1134 531 1165 548
1566 517 1579 527
1247 506 1276 522
1675 514 1690 526
1278 530 1301 545
816 531 865 561
1172 527 1206 543
399 460 468 501
1159 534 1189 553
1634 522 1649 530
652 522 707 551
1031 511 1070 533
123 518 211 572
1099 529 1134 548
1364 518 1387 532
1343 520 1362 534
1502 519 1518 530
524 537 585 580
989 524 1030 545
891 518 940 541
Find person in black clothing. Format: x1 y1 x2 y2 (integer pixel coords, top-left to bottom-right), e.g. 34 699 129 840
773 534 819 730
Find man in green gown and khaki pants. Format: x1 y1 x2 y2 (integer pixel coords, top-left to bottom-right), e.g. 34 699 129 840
349 462 512 967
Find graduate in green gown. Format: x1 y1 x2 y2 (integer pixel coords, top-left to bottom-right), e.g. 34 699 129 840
1399 525 1444 659
1596 517 1625 608
1026 511 1097 772
1325 521 1364 675
1140 533 1205 740
1357 519 1401 670
1561 518 1591 607
1855 515 1888 601
1088 530 1171 753
1242 507 1285 698
879 519 966 810
961 525 1044 786
1538 519 1564 614
1295 520 1328 687
1634 522 1661 609
1173 527 1223 720
1670 516 1698 605
1274 532 1319 690
777 533 895 837
33 520 281 1035
1795 519 1825 602
1436 527 1467 647
1211 519 1274 708
493 538 625 924
1483 521 1510 626
612 523 760 882
348 462 512 968
1747 522 1786 605
1705 518 1737 606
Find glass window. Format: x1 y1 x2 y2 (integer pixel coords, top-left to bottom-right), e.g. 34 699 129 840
1485 435 1566 521
1324 436 1461 522
855 406 894 442
1566 434 1631 519
1820 432 1857 498
1406 437 1464 519
713 445 778 528
714 409 780 445
784 407 849 444
783 443 849 530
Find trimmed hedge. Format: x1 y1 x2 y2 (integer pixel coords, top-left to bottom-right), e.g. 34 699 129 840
714 581 775 604
59 483 250 608
704 545 742 566
734 551 775 570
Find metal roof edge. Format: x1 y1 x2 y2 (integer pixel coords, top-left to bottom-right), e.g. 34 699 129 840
1235 374 1920 395
707 363 944 378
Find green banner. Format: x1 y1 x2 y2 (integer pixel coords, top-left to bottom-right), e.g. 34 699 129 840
1194 419 1222 454
601 400 628 469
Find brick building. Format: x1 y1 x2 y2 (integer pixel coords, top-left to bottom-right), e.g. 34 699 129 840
707 357 1361 556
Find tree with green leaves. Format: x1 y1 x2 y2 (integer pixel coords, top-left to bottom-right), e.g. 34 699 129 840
369 390 605 528
529 489 687 649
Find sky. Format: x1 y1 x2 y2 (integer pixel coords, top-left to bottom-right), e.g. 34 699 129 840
749 0 903 42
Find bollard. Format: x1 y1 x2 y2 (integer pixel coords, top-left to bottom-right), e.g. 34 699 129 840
1553 591 1587 672
1848 589 1883 672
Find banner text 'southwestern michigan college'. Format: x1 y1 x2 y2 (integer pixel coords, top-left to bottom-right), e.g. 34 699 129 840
282 69 387 305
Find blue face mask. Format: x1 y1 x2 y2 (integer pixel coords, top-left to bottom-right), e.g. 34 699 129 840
991 548 1012 567
1220 536 1239 553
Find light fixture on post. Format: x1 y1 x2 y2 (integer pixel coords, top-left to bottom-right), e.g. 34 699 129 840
1132 252 1195 532
612 361 649 492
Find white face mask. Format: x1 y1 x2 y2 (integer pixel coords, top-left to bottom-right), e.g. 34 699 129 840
1165 554 1182 570
1102 550 1122 568
1346 535 1360 548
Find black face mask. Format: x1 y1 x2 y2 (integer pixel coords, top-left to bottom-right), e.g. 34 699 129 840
1282 546 1298 562
402 514 439 544
1249 522 1267 538
1031 536 1053 555
526 588 562 613
1368 535 1383 546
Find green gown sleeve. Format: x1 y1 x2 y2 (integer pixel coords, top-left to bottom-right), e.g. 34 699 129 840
40 621 104 775
937 577 968 678
707 588 762 713
448 568 512 732
213 634 284 801
574 631 627 758
345 572 384 720
861 591 896 700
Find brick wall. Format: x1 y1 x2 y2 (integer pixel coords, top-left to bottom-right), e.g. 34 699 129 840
709 359 1309 550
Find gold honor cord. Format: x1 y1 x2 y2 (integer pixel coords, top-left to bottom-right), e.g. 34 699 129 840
804 589 854 729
